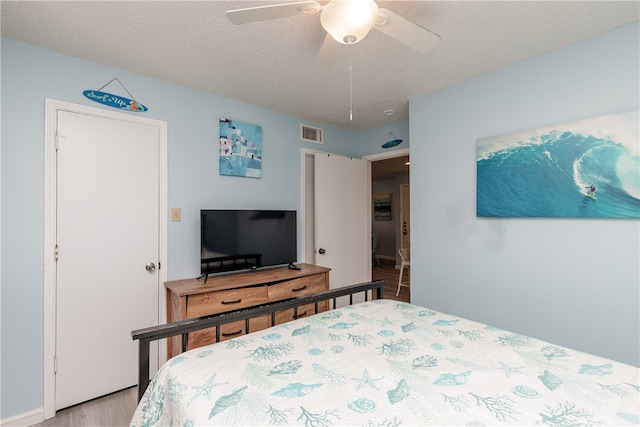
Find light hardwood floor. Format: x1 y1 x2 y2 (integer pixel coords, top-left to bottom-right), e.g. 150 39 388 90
372 258 411 303
33 261 408 426
31 387 137 427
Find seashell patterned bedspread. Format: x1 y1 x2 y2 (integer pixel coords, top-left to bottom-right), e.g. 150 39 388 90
131 299 639 426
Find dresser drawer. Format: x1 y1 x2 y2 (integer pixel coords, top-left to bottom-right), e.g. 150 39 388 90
187 316 270 350
268 274 326 301
186 286 268 318
274 301 328 325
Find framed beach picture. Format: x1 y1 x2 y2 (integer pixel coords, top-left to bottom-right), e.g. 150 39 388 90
219 118 262 178
476 109 639 218
374 193 392 220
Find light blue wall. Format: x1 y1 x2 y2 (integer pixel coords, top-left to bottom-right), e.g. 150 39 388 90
0 38 358 419
410 22 640 367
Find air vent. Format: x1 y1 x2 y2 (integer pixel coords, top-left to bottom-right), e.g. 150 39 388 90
300 124 324 144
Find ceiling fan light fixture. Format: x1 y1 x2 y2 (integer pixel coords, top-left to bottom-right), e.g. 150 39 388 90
320 0 379 45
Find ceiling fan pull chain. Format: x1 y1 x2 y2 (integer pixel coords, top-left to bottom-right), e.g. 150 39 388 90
349 46 353 121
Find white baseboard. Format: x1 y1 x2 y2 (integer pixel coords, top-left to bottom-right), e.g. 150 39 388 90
1 408 44 427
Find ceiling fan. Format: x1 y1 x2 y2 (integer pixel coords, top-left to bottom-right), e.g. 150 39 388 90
226 0 440 70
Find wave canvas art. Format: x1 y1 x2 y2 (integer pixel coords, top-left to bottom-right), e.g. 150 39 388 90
477 110 639 218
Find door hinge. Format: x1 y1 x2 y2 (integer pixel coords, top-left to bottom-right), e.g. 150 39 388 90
158 262 161 270
54 357 58 374
55 133 59 151
55 244 59 262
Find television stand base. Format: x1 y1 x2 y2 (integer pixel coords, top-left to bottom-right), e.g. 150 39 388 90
288 262 301 270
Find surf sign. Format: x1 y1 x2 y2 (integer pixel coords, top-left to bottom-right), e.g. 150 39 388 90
382 132 403 149
83 77 148 112
83 90 148 112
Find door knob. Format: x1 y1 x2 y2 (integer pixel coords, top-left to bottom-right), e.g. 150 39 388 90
145 262 156 272
318 248 326 255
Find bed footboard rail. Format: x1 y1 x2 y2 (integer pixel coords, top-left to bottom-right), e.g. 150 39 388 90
132 279 385 401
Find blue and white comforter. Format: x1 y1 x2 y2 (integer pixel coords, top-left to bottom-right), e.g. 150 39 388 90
131 299 639 426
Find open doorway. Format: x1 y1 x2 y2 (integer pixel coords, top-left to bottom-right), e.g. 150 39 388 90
365 149 410 302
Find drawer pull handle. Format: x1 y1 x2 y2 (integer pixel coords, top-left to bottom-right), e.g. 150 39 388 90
221 299 242 305
292 285 307 292
293 310 308 319
222 329 243 337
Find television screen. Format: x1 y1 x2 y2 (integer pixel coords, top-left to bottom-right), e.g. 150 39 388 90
200 209 297 277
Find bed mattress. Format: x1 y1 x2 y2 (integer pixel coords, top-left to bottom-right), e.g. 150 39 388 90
131 299 639 426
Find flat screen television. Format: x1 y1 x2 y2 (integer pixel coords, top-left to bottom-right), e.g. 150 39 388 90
200 209 297 279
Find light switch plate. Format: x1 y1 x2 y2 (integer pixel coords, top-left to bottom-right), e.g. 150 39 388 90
171 208 181 222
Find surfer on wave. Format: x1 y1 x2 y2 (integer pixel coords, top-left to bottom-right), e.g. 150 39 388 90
585 185 596 197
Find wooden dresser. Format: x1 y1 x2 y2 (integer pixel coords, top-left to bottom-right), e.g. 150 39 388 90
165 263 330 357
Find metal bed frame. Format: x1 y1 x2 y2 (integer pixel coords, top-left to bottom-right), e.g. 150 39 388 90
132 279 385 401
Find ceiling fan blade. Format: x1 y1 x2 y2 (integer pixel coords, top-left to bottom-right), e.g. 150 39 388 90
315 33 340 71
374 8 440 53
226 1 321 25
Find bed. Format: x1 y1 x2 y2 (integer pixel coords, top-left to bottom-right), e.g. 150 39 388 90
131 281 639 426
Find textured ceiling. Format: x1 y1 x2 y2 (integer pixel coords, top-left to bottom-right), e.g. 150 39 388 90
2 1 638 131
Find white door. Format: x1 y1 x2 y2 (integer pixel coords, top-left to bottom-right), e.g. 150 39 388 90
400 183 410 252
55 110 160 409
314 154 370 301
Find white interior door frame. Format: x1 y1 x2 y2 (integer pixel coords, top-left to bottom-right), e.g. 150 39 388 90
400 183 411 252
362 147 409 163
300 148 326 264
43 99 168 419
